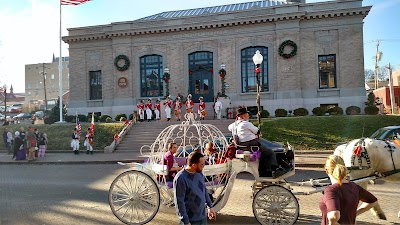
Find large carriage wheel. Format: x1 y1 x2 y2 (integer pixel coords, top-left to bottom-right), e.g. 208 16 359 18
109 170 160 225
252 185 299 225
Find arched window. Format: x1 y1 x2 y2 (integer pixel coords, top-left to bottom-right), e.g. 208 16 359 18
241 47 268 93
140 55 163 97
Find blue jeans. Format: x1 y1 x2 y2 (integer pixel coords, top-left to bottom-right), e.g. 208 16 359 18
179 218 207 225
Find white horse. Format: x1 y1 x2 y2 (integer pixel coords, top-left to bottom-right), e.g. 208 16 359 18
334 138 400 220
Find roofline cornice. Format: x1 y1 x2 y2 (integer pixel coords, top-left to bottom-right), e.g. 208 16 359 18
63 6 371 43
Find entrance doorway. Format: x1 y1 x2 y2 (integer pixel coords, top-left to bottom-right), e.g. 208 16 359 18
188 51 214 103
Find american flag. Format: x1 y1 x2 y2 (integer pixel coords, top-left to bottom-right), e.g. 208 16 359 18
76 114 81 137
61 0 90 5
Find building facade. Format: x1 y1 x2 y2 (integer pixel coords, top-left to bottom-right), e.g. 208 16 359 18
63 0 371 117
25 57 70 111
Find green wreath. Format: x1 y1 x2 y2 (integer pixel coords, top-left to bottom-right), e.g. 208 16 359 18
114 55 130 71
278 40 297 59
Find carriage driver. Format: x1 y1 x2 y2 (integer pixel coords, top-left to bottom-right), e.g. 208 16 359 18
228 107 290 178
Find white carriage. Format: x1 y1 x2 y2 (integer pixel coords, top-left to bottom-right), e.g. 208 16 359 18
108 113 298 225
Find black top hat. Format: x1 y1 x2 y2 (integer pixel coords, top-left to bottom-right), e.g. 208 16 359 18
236 107 250 116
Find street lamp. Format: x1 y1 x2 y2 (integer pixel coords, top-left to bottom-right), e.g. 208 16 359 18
3 85 8 125
40 63 49 110
219 63 227 96
252 50 263 129
163 67 170 97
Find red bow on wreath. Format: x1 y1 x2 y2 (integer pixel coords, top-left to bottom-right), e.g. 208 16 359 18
353 145 362 157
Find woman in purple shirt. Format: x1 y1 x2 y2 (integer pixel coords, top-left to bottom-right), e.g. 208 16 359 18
319 155 378 225
163 142 182 181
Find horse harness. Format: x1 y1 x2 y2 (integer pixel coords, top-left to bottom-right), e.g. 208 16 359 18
349 138 372 171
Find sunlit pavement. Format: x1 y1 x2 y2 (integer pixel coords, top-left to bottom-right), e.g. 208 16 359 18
1 164 399 225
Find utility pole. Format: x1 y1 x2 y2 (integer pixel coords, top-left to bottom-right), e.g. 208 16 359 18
41 63 48 111
387 63 396 114
373 40 382 90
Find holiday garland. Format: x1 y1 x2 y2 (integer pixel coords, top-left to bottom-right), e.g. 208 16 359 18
162 72 170 82
114 55 130 71
278 40 297 59
218 69 226 78
188 64 213 75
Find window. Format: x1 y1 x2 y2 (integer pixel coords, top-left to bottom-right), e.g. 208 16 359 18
51 74 54 79
319 55 336 89
241 47 268 93
140 55 163 97
89 71 102 100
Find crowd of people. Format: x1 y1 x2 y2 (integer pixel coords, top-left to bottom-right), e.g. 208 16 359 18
2 126 47 161
136 93 223 122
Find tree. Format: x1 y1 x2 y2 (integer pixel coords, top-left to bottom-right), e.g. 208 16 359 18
364 69 374 82
377 66 388 81
51 97 67 121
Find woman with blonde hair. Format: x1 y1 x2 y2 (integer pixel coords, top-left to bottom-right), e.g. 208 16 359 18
319 155 378 225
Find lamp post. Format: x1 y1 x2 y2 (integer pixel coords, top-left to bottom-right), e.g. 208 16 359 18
3 85 7 126
163 67 170 97
40 63 48 110
252 50 263 130
220 63 227 96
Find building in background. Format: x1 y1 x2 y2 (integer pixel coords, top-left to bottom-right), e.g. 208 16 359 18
25 56 70 111
63 0 371 118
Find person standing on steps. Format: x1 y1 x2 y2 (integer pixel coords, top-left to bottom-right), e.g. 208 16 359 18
198 97 207 120
136 100 145 122
145 98 153 122
174 97 183 121
163 96 172 121
185 94 194 114
214 97 222 120
71 128 80 155
154 98 161 120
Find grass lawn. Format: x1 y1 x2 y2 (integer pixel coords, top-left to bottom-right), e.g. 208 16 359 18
1 122 125 151
260 115 400 150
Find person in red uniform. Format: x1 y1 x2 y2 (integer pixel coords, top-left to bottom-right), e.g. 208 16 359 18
136 100 145 122
198 96 207 120
185 94 194 114
174 97 182 121
154 99 161 120
145 98 153 122
163 96 172 121
319 155 378 225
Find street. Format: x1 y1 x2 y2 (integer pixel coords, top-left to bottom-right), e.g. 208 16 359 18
0 164 399 225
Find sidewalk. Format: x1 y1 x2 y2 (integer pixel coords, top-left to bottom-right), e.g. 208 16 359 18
0 150 330 167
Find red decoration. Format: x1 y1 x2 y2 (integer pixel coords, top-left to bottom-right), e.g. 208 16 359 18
188 69 192 75
210 68 214 73
114 134 119 141
353 145 362 157
254 68 261 73
220 74 225 79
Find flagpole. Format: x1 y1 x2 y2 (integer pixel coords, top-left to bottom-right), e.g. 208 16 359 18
59 0 63 122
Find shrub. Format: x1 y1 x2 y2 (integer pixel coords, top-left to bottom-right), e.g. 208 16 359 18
128 114 133 120
275 108 288 117
312 107 325 116
293 108 309 116
44 115 55 124
346 106 361 115
105 117 112 123
364 106 379 115
115 113 127 122
99 114 112 122
327 106 343 115
120 117 127 121
87 114 99 123
65 115 74 123
77 114 87 122
260 110 270 118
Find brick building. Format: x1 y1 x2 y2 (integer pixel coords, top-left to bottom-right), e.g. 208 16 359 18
63 0 371 117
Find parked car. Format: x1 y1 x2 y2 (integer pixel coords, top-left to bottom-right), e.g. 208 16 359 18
0 113 4 120
0 106 5 113
34 111 45 119
13 113 32 120
9 103 23 113
369 126 400 140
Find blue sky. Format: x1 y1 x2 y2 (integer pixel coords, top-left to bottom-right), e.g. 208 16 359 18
0 0 399 93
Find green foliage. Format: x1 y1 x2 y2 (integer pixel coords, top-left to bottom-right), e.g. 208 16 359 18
78 114 87 122
120 117 127 121
44 115 55 124
115 113 127 122
364 106 379 115
65 115 74 123
87 114 99 123
259 115 400 150
128 114 133 120
327 106 343 115
293 108 309 116
99 115 112 122
260 110 270 118
275 108 288 117
51 97 67 121
312 107 325 116
105 117 112 123
346 106 361 115
365 92 376 107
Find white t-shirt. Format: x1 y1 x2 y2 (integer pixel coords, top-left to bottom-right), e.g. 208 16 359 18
214 101 222 111
228 119 259 143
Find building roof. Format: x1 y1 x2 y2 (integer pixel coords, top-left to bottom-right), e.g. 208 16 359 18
137 0 290 21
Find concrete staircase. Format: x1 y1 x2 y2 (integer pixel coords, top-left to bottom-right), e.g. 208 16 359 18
115 118 235 152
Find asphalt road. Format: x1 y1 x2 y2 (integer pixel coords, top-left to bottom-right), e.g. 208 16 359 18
0 164 399 225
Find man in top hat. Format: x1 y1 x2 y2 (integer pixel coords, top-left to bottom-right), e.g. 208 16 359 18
154 99 161 120
198 97 207 120
228 107 289 178
136 100 145 122
185 94 194 114
145 98 153 122
163 96 172 121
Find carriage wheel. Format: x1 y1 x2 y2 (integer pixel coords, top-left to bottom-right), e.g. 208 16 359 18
252 185 299 225
109 170 160 225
